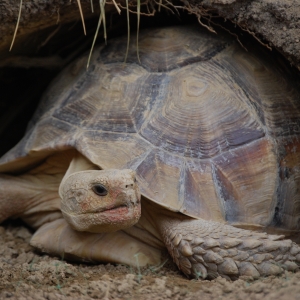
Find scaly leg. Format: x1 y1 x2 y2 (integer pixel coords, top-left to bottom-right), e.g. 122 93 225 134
158 216 300 279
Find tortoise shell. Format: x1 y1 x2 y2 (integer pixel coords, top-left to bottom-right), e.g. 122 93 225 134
1 25 300 232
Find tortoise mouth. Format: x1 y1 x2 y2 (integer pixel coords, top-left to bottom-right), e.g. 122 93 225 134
98 203 140 218
94 204 128 213
61 202 141 233
81 202 139 215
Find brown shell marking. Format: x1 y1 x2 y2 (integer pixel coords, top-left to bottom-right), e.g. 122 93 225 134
1 26 300 231
277 138 300 230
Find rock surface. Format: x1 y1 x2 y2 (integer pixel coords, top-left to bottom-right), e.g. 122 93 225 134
0 0 300 68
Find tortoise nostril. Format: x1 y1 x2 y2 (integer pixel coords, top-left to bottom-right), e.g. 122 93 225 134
125 183 135 189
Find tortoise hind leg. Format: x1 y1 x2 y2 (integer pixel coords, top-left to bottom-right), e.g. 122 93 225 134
158 217 300 279
30 218 162 267
0 172 62 227
0 151 73 226
0 174 38 223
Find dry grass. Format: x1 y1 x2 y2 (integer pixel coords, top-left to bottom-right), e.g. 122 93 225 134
9 0 179 68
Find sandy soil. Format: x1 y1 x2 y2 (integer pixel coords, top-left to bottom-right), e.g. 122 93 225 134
1 221 300 300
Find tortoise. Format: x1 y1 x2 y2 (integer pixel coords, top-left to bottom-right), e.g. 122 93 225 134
1 25 300 280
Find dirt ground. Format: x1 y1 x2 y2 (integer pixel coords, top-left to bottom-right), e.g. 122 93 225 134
1 221 300 300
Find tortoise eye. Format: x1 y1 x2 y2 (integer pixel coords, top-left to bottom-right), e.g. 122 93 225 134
92 184 108 196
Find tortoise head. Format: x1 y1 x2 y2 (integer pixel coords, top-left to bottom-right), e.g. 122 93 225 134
59 169 141 233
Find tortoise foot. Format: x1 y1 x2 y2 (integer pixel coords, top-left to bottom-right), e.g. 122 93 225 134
163 219 300 280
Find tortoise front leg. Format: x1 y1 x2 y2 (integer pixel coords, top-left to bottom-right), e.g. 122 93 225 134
158 217 300 279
